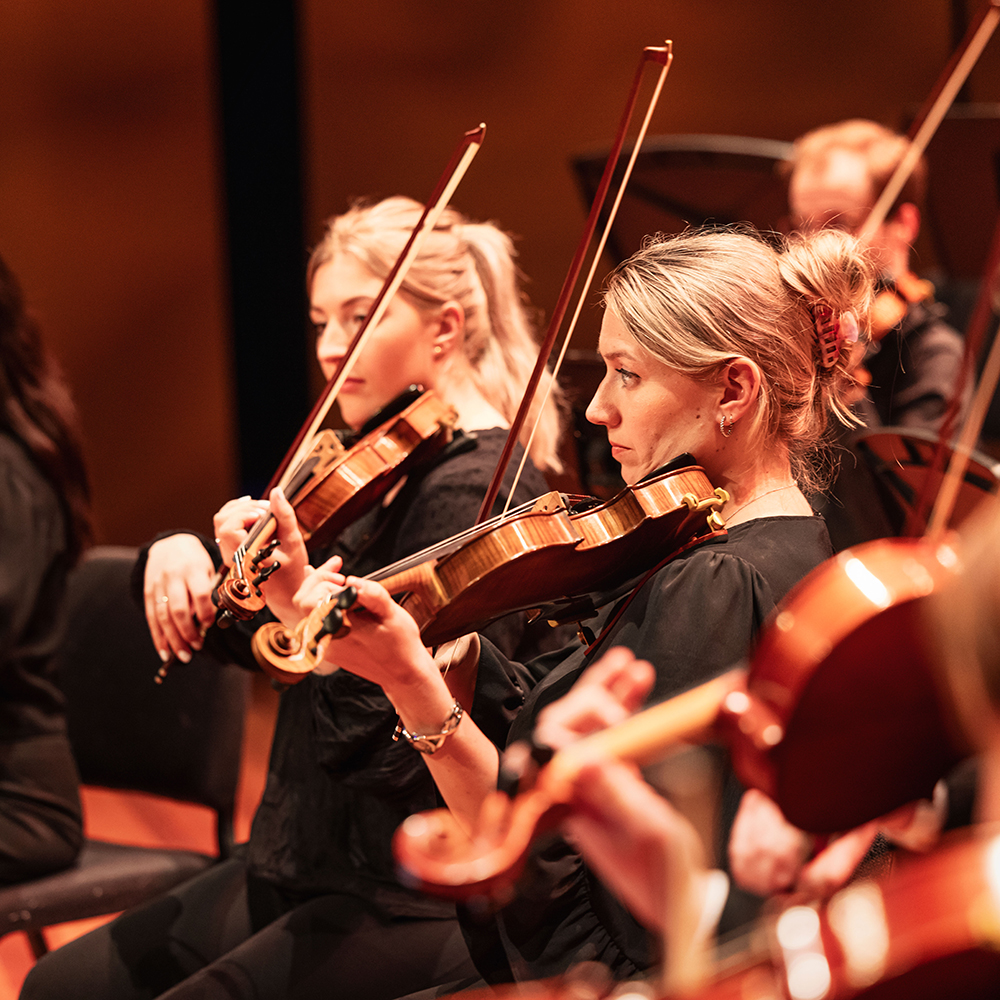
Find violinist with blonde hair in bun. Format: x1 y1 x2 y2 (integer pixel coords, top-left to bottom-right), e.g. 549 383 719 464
23 196 564 1000
269 224 877 989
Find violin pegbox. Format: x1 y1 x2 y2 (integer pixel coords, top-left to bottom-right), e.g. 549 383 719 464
250 585 358 685
312 586 359 653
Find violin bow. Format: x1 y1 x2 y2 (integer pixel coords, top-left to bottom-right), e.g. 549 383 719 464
922 207 1000 540
475 43 674 524
269 124 486 496
888 0 1000 532
858 0 1000 243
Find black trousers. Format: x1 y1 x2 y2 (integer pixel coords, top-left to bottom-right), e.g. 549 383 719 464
21 857 478 1000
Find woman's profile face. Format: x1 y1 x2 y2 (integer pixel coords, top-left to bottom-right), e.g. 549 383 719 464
310 252 442 430
586 311 720 485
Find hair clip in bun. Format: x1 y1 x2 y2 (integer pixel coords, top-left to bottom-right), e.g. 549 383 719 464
839 310 859 347
811 304 857 370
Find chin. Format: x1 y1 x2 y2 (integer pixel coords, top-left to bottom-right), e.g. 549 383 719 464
337 402 372 433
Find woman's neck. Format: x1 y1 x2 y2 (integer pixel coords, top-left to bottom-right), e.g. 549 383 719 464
435 367 508 433
715 462 810 527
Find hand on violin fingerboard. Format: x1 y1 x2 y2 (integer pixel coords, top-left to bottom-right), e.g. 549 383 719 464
212 495 269 565
250 486 317 625
533 647 656 752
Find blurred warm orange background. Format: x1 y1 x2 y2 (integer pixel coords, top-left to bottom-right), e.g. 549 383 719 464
2 1 997 547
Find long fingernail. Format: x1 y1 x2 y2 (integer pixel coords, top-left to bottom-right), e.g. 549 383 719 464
177 649 192 664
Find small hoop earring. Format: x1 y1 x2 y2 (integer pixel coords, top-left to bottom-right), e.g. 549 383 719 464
720 414 734 438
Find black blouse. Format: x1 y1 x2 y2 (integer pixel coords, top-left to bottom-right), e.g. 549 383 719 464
463 515 834 983
0 433 74 739
131 428 560 918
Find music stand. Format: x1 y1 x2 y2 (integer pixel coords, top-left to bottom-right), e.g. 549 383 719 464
855 427 1000 535
571 133 795 265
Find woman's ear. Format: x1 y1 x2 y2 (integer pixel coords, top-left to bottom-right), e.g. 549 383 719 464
719 358 761 421
432 302 465 359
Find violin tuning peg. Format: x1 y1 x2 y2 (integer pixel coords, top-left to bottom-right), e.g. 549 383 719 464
251 539 281 567
252 561 281 588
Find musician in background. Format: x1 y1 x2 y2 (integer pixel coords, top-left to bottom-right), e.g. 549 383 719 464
22 197 563 1000
279 224 876 989
0 251 89 885
787 118 968 432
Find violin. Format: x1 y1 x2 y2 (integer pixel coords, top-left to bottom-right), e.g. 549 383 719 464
214 386 456 625
867 271 935 344
438 828 1000 1000
390 533 965 901
250 458 728 683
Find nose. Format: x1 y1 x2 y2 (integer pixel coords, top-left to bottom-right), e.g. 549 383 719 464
585 375 616 428
315 319 348 367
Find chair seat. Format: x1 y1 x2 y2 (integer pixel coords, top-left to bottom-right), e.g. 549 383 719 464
0 839 215 932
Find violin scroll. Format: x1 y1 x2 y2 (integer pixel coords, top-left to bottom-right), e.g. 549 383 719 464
252 585 358 685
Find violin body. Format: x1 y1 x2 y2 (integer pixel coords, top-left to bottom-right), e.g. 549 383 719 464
251 463 728 681
384 464 727 647
723 534 966 833
391 535 966 900
684 827 1000 1000
215 388 457 623
869 272 935 344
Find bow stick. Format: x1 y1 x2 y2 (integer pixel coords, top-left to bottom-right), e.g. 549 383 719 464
155 124 485 683
475 43 674 524
923 208 1000 539
858 0 1000 243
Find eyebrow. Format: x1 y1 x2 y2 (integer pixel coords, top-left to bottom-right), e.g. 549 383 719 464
599 348 639 364
309 295 373 317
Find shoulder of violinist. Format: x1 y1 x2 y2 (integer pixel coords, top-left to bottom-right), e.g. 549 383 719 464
865 292 968 429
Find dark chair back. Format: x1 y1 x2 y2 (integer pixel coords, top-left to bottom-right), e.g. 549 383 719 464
57 546 247 854
0 545 250 959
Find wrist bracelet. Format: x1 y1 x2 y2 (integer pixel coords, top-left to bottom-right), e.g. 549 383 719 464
393 701 463 754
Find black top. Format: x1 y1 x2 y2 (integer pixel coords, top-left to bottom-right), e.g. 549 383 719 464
814 298 968 551
0 432 83 881
246 429 559 914
135 427 558 918
0 433 74 738
462 515 834 983
861 298 966 430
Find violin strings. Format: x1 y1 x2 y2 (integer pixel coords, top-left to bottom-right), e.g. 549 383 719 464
366 496 553 582
501 49 674 518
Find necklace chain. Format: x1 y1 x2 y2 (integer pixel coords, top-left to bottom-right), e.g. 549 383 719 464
726 484 796 521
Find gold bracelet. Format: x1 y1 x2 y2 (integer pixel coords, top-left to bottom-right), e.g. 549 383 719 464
392 701 463 755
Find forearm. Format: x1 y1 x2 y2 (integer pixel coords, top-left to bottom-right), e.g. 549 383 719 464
381 653 500 835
